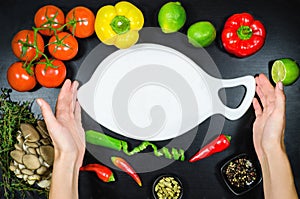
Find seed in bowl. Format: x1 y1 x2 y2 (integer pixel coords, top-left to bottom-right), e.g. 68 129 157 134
154 176 182 199
224 157 257 188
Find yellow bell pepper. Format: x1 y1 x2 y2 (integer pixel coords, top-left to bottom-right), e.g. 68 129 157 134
95 1 144 49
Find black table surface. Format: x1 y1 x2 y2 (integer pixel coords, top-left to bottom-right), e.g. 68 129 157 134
0 0 300 198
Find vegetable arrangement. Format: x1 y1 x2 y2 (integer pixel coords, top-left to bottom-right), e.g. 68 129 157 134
3 1 299 197
86 130 185 161
157 2 267 56
8 5 95 92
0 89 48 198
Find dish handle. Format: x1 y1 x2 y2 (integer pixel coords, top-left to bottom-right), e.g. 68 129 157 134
213 75 256 120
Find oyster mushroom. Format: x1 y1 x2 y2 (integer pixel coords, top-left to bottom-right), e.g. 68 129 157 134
10 150 25 164
24 141 39 148
37 180 51 188
20 123 40 142
9 165 17 172
40 138 51 145
16 131 24 144
28 174 41 181
10 121 54 189
21 168 34 175
14 143 23 151
27 147 37 155
36 166 48 175
36 120 50 138
39 145 54 166
22 154 41 170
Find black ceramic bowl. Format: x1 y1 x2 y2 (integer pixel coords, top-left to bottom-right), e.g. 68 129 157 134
152 174 183 199
220 153 262 195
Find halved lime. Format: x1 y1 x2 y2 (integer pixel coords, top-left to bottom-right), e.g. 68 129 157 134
158 2 186 33
271 58 299 86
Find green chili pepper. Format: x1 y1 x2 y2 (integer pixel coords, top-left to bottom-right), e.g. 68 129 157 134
86 130 185 161
85 129 122 151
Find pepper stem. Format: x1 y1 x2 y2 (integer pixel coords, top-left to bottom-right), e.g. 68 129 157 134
110 15 130 35
237 26 253 40
108 174 115 182
225 135 231 142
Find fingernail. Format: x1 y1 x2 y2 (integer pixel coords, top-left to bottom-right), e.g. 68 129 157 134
36 98 42 107
278 81 283 90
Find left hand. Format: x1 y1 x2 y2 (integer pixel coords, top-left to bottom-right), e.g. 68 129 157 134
37 79 85 167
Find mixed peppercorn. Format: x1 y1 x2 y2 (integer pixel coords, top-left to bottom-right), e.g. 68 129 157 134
224 156 257 188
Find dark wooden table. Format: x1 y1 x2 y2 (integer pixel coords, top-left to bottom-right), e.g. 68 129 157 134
0 0 299 198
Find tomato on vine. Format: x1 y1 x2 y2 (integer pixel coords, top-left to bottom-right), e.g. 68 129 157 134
11 30 44 62
48 32 78 60
66 6 95 38
35 59 67 88
34 5 65 36
7 62 36 92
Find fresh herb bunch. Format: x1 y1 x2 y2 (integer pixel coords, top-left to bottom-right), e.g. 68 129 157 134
0 88 48 199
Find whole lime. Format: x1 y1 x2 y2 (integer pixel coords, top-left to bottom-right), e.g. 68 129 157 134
158 2 186 33
187 21 216 47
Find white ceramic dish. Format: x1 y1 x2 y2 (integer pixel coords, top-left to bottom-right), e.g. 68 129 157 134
78 43 255 141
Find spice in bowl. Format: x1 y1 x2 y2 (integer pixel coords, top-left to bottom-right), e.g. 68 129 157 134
221 154 262 195
152 175 183 199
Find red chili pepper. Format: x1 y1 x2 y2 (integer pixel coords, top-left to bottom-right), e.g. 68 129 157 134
111 156 142 186
189 134 231 162
80 163 115 182
221 12 266 57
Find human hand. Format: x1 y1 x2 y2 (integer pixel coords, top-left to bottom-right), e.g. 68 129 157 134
252 74 286 161
36 79 85 167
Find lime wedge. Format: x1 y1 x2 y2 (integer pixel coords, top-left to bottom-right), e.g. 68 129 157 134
271 58 299 86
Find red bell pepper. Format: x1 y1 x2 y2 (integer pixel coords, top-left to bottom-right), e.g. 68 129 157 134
221 12 266 57
189 134 231 162
111 156 142 186
80 163 115 182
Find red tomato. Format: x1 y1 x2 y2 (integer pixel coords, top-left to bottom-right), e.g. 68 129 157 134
66 6 95 38
34 5 65 36
35 59 66 88
48 32 78 60
11 30 44 61
7 62 37 92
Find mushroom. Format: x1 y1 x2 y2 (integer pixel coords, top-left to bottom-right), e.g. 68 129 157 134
10 121 54 189
14 143 23 151
36 120 49 138
36 166 48 175
40 138 51 145
39 145 54 166
20 123 40 142
37 180 51 188
10 150 25 164
21 169 34 175
24 142 39 148
28 147 37 155
22 154 41 170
